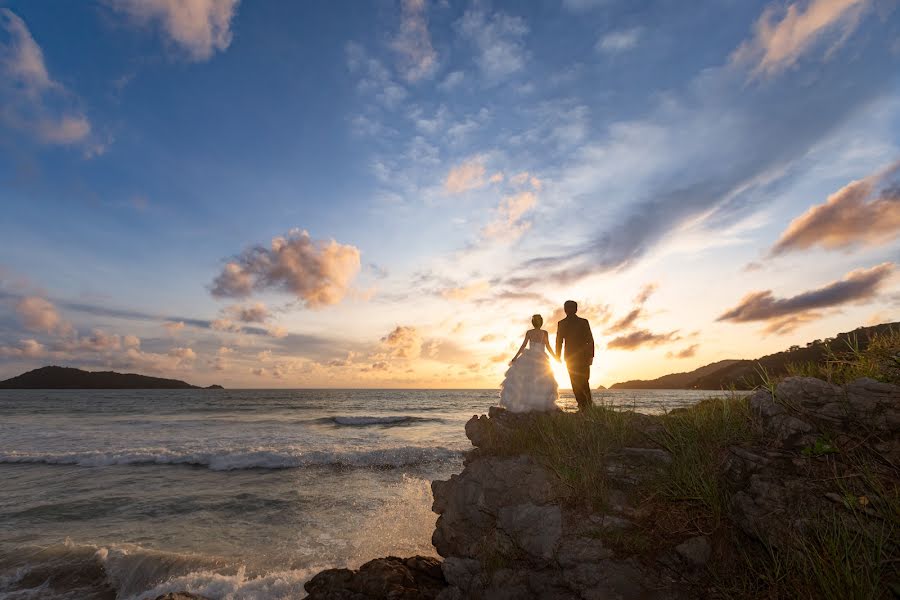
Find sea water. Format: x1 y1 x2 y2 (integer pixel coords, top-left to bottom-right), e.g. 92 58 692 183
0 388 734 599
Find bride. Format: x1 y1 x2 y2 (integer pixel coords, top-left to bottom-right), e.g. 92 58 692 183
499 314 560 412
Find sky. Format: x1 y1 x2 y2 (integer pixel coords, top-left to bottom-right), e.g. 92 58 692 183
0 0 899 389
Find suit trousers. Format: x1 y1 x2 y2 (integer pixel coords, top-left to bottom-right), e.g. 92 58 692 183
567 363 592 409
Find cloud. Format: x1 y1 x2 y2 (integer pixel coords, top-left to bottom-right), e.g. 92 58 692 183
0 9 92 146
596 28 641 53
227 302 270 323
392 0 437 82
456 6 528 81
109 0 239 61
515 0 893 285
666 344 699 359
607 329 680 350
439 70 464 91
15 296 73 335
0 339 45 358
210 318 241 332
731 0 870 79
482 191 537 240
717 262 894 331
163 320 185 335
210 229 361 308
770 161 900 256
562 0 607 11
345 42 408 109
381 325 422 360
604 283 657 334
440 280 490 301
168 346 197 368
509 172 542 190
445 157 487 193
266 324 288 338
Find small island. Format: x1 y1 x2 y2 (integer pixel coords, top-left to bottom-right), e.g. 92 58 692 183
0 366 223 390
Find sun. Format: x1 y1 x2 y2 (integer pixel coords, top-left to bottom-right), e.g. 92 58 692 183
551 359 571 390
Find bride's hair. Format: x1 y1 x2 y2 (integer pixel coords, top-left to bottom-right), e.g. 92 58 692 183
531 314 543 328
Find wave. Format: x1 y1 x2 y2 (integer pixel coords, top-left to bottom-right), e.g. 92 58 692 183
0 445 463 471
315 415 440 426
0 542 321 600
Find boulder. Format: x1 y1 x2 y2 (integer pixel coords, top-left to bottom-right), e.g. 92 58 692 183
303 556 445 600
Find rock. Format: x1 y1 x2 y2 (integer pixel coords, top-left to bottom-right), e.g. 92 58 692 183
496 503 562 561
303 556 446 600
153 595 211 600
675 536 711 567
431 455 564 558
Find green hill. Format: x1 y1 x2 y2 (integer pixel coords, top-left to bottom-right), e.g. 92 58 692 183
611 322 898 390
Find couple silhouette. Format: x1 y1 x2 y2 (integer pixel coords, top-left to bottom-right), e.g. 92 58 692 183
500 300 595 412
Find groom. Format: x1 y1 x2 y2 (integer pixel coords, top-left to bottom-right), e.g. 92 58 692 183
555 300 595 410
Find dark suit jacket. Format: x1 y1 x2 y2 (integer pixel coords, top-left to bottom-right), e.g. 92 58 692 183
556 315 595 367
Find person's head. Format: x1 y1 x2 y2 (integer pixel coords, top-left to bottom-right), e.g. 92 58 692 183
564 300 577 316
531 314 543 328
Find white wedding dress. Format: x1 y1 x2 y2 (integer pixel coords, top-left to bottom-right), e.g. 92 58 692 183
499 329 560 413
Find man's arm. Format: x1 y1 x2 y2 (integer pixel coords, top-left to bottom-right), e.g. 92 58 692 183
555 321 564 358
585 319 595 362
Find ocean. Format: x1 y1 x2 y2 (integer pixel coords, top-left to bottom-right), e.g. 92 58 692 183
0 388 736 599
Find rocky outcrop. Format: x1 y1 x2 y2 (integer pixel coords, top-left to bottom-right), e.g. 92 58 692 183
724 377 899 550
303 556 445 599
432 408 687 599
300 376 898 599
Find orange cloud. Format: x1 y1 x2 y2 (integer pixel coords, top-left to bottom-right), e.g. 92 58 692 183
731 0 869 79
211 229 361 308
770 162 900 255
445 157 487 193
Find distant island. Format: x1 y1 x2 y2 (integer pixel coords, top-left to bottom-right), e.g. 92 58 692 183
611 322 898 390
0 366 224 390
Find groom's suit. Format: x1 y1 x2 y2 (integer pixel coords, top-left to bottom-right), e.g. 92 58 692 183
556 315 595 410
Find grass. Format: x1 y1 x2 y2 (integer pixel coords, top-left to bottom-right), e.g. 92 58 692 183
786 329 900 385
491 400 642 510
651 396 754 527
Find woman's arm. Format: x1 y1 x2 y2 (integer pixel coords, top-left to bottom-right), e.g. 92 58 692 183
509 333 528 365
543 330 559 361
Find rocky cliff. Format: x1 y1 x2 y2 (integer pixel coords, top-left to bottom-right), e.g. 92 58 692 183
299 376 899 599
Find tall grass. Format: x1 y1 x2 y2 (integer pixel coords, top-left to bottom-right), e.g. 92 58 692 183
651 396 754 527
786 329 900 385
495 401 639 509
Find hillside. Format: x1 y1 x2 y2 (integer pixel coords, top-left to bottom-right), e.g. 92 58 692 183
611 322 898 390
610 359 741 390
0 366 223 389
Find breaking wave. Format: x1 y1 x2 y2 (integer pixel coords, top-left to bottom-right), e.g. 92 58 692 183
316 415 440 426
0 445 463 471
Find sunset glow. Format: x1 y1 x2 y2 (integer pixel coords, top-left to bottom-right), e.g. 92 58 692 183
0 1 898 389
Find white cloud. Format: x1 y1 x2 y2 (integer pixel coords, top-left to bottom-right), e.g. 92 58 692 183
438 70 465 91
457 6 529 81
392 0 437 82
731 0 870 79
109 0 239 61
596 28 641 54
0 9 93 146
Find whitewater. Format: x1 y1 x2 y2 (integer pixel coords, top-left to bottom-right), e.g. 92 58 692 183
0 388 728 599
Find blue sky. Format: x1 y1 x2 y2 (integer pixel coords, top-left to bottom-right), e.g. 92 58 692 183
0 0 898 387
